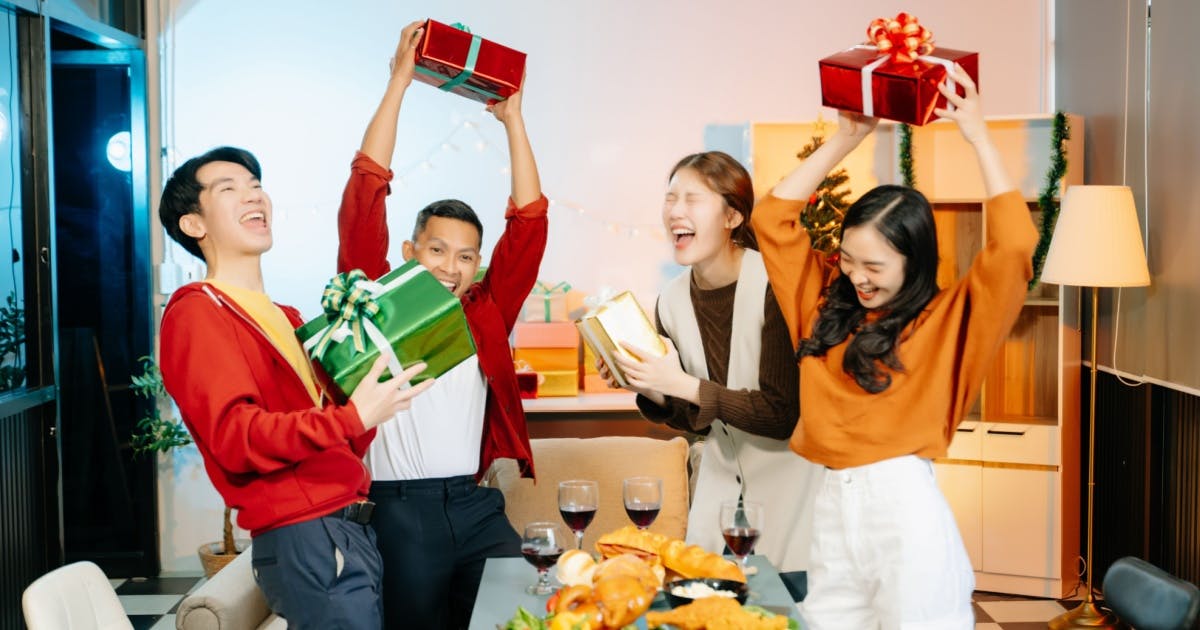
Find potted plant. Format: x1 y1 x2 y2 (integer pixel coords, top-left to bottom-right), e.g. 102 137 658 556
0 290 26 393
130 355 248 577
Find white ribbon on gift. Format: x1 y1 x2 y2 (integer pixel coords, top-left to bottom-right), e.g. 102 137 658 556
302 264 429 381
582 286 619 313
849 44 958 118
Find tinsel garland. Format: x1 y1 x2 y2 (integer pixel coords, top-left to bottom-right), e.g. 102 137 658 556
898 123 915 188
1029 111 1070 289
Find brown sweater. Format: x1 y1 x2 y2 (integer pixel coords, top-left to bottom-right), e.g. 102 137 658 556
751 190 1038 468
635 275 799 440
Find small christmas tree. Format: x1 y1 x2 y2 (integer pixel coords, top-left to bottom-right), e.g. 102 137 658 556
797 135 852 254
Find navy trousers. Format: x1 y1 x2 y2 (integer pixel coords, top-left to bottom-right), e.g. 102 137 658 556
251 515 383 629
370 475 521 630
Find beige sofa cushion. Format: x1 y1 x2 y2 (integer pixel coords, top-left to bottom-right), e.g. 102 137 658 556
487 436 691 551
175 548 282 630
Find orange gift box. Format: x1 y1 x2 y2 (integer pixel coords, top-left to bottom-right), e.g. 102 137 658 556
513 348 577 372
580 372 621 394
512 322 578 348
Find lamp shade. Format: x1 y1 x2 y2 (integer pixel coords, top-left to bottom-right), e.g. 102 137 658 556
1040 185 1151 287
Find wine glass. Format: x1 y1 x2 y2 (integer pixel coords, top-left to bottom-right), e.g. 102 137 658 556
557 480 598 550
521 521 567 595
622 476 662 530
719 499 763 571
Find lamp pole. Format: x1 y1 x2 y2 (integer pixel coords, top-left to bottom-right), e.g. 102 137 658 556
1050 286 1117 629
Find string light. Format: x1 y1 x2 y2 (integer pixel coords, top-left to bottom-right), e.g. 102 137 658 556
384 115 669 243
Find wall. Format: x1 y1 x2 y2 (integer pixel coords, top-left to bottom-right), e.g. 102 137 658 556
1056 0 1200 585
152 0 1052 573
1058 0 1200 392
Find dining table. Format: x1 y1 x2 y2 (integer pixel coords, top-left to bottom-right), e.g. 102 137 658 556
469 554 806 629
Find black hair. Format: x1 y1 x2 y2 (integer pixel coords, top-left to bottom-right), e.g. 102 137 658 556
159 146 262 262
796 185 940 393
411 199 483 244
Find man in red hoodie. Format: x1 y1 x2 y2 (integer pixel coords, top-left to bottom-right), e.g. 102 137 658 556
158 142 434 629
336 20 547 629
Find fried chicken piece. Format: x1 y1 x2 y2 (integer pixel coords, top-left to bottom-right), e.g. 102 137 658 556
645 597 789 630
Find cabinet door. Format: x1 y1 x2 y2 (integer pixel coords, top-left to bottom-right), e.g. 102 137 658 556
981 468 1059 578
934 461 982 570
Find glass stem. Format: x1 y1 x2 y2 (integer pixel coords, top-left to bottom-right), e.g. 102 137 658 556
575 531 584 550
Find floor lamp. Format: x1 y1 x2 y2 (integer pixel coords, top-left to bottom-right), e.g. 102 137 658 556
1041 185 1150 629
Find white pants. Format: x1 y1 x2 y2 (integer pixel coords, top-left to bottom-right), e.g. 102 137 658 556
799 455 975 630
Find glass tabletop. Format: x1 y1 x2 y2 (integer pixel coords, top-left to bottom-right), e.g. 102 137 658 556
469 554 803 629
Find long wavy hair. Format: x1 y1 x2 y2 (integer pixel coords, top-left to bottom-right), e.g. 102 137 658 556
796 185 940 393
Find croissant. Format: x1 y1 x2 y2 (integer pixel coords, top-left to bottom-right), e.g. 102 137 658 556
659 539 745 583
595 525 669 561
592 553 664 591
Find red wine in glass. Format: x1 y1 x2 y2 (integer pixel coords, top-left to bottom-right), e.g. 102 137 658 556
521 545 564 572
722 526 760 557
625 505 660 528
559 506 597 533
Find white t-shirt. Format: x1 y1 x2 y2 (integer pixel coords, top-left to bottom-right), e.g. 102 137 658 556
364 356 487 480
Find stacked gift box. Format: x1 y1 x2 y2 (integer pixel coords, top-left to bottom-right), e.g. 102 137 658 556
512 322 579 397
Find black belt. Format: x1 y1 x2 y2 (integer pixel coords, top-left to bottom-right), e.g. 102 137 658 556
324 500 375 525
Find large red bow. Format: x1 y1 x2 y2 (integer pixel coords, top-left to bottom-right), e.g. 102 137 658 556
867 12 934 64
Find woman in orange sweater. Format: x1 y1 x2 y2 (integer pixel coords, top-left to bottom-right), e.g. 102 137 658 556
751 67 1038 628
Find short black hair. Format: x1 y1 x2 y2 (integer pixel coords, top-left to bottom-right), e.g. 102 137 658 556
159 146 262 261
411 199 483 244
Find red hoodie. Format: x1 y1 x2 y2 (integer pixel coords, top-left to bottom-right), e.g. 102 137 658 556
337 152 546 479
159 283 376 536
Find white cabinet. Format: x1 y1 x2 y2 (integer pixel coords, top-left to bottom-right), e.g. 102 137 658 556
710 115 1083 598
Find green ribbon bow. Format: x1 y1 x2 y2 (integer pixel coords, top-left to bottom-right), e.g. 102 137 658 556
312 270 381 359
417 22 482 92
531 281 571 321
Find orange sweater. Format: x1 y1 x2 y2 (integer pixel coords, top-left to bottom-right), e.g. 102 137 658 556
751 190 1038 468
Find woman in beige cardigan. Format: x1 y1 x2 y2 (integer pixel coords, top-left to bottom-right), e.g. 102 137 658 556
599 151 823 598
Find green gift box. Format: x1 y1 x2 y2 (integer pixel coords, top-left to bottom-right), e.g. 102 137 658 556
297 260 476 400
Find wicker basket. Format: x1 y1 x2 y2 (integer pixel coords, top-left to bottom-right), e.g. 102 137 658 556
197 539 251 578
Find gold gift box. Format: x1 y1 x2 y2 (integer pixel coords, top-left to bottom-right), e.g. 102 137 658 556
575 291 666 389
537 369 579 397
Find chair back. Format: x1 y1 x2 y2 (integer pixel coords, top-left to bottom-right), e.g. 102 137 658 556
1103 556 1200 630
486 436 691 550
22 560 133 630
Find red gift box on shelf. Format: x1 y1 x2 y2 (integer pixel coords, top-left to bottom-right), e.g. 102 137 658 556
818 13 978 126
414 19 526 105
514 361 540 399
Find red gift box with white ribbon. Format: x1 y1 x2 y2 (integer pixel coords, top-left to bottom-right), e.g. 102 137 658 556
818 13 979 126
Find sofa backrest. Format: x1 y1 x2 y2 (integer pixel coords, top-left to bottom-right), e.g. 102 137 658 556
176 548 279 630
486 436 691 551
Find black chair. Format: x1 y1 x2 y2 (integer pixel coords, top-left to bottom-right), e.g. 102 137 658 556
1103 556 1200 630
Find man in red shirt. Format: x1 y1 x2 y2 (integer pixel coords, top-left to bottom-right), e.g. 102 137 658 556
158 144 434 626
336 20 546 629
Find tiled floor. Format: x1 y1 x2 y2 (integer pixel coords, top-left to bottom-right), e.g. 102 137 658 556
111 575 207 630
114 575 1081 629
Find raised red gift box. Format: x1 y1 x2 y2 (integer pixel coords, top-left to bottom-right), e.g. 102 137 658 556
818 14 979 126
414 19 525 105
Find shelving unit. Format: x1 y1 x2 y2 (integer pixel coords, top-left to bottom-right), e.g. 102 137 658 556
707 114 1084 597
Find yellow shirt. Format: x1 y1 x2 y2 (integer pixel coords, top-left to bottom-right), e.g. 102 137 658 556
206 280 320 405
